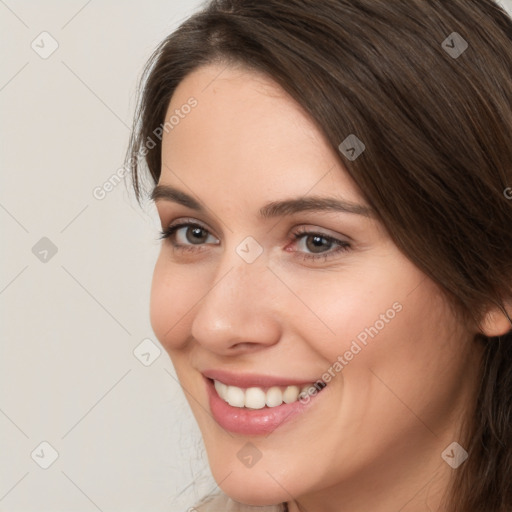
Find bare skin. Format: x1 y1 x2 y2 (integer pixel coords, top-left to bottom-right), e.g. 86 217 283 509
150 63 510 512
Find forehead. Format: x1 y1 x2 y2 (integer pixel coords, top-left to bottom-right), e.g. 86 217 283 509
160 63 364 205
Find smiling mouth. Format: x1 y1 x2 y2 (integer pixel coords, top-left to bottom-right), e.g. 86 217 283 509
211 378 327 409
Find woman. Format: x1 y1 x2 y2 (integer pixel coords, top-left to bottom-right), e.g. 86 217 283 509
127 1 512 511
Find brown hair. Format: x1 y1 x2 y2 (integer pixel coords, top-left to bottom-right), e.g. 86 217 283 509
127 1 512 510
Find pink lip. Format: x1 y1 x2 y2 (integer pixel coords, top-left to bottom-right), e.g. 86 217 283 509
202 369 319 389
203 373 326 436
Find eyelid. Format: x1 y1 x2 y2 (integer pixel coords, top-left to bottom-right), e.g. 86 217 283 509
291 224 351 242
168 216 207 227
165 217 216 234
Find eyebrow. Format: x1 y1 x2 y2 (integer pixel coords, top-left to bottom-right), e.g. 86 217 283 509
151 184 374 218
260 196 374 218
151 184 204 211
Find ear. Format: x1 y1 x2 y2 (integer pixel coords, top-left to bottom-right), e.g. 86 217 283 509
479 301 512 337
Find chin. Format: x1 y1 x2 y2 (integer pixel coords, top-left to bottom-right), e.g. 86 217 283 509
217 477 287 507
206 454 292 506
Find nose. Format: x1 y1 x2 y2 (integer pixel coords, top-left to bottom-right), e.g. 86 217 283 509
190 254 282 355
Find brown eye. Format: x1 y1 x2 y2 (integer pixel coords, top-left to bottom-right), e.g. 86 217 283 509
161 222 220 246
292 230 351 261
186 226 210 244
304 234 334 253
175 225 218 245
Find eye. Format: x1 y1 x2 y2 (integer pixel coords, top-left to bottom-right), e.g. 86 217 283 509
160 221 219 247
290 228 351 261
297 234 337 253
175 225 216 245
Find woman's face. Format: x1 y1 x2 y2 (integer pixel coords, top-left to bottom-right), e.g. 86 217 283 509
151 64 482 509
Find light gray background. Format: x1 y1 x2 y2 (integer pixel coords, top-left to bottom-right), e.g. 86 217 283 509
1 1 512 511
1 1 213 511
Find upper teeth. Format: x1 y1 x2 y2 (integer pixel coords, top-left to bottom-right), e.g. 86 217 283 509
213 379 320 409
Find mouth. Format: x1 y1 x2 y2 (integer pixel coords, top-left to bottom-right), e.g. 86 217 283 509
211 378 326 409
202 370 327 435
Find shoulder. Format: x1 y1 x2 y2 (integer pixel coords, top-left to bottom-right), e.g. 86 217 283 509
192 492 284 512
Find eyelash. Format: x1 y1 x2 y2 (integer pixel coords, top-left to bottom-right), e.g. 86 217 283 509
159 221 352 261
291 227 351 261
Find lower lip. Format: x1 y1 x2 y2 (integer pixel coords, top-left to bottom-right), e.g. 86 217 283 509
205 378 324 436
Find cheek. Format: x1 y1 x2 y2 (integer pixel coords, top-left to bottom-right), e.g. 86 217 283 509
293 258 459 393
324 270 465 425
149 253 202 351
289 261 410 364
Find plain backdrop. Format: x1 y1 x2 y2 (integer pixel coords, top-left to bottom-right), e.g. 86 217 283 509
1 1 512 511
